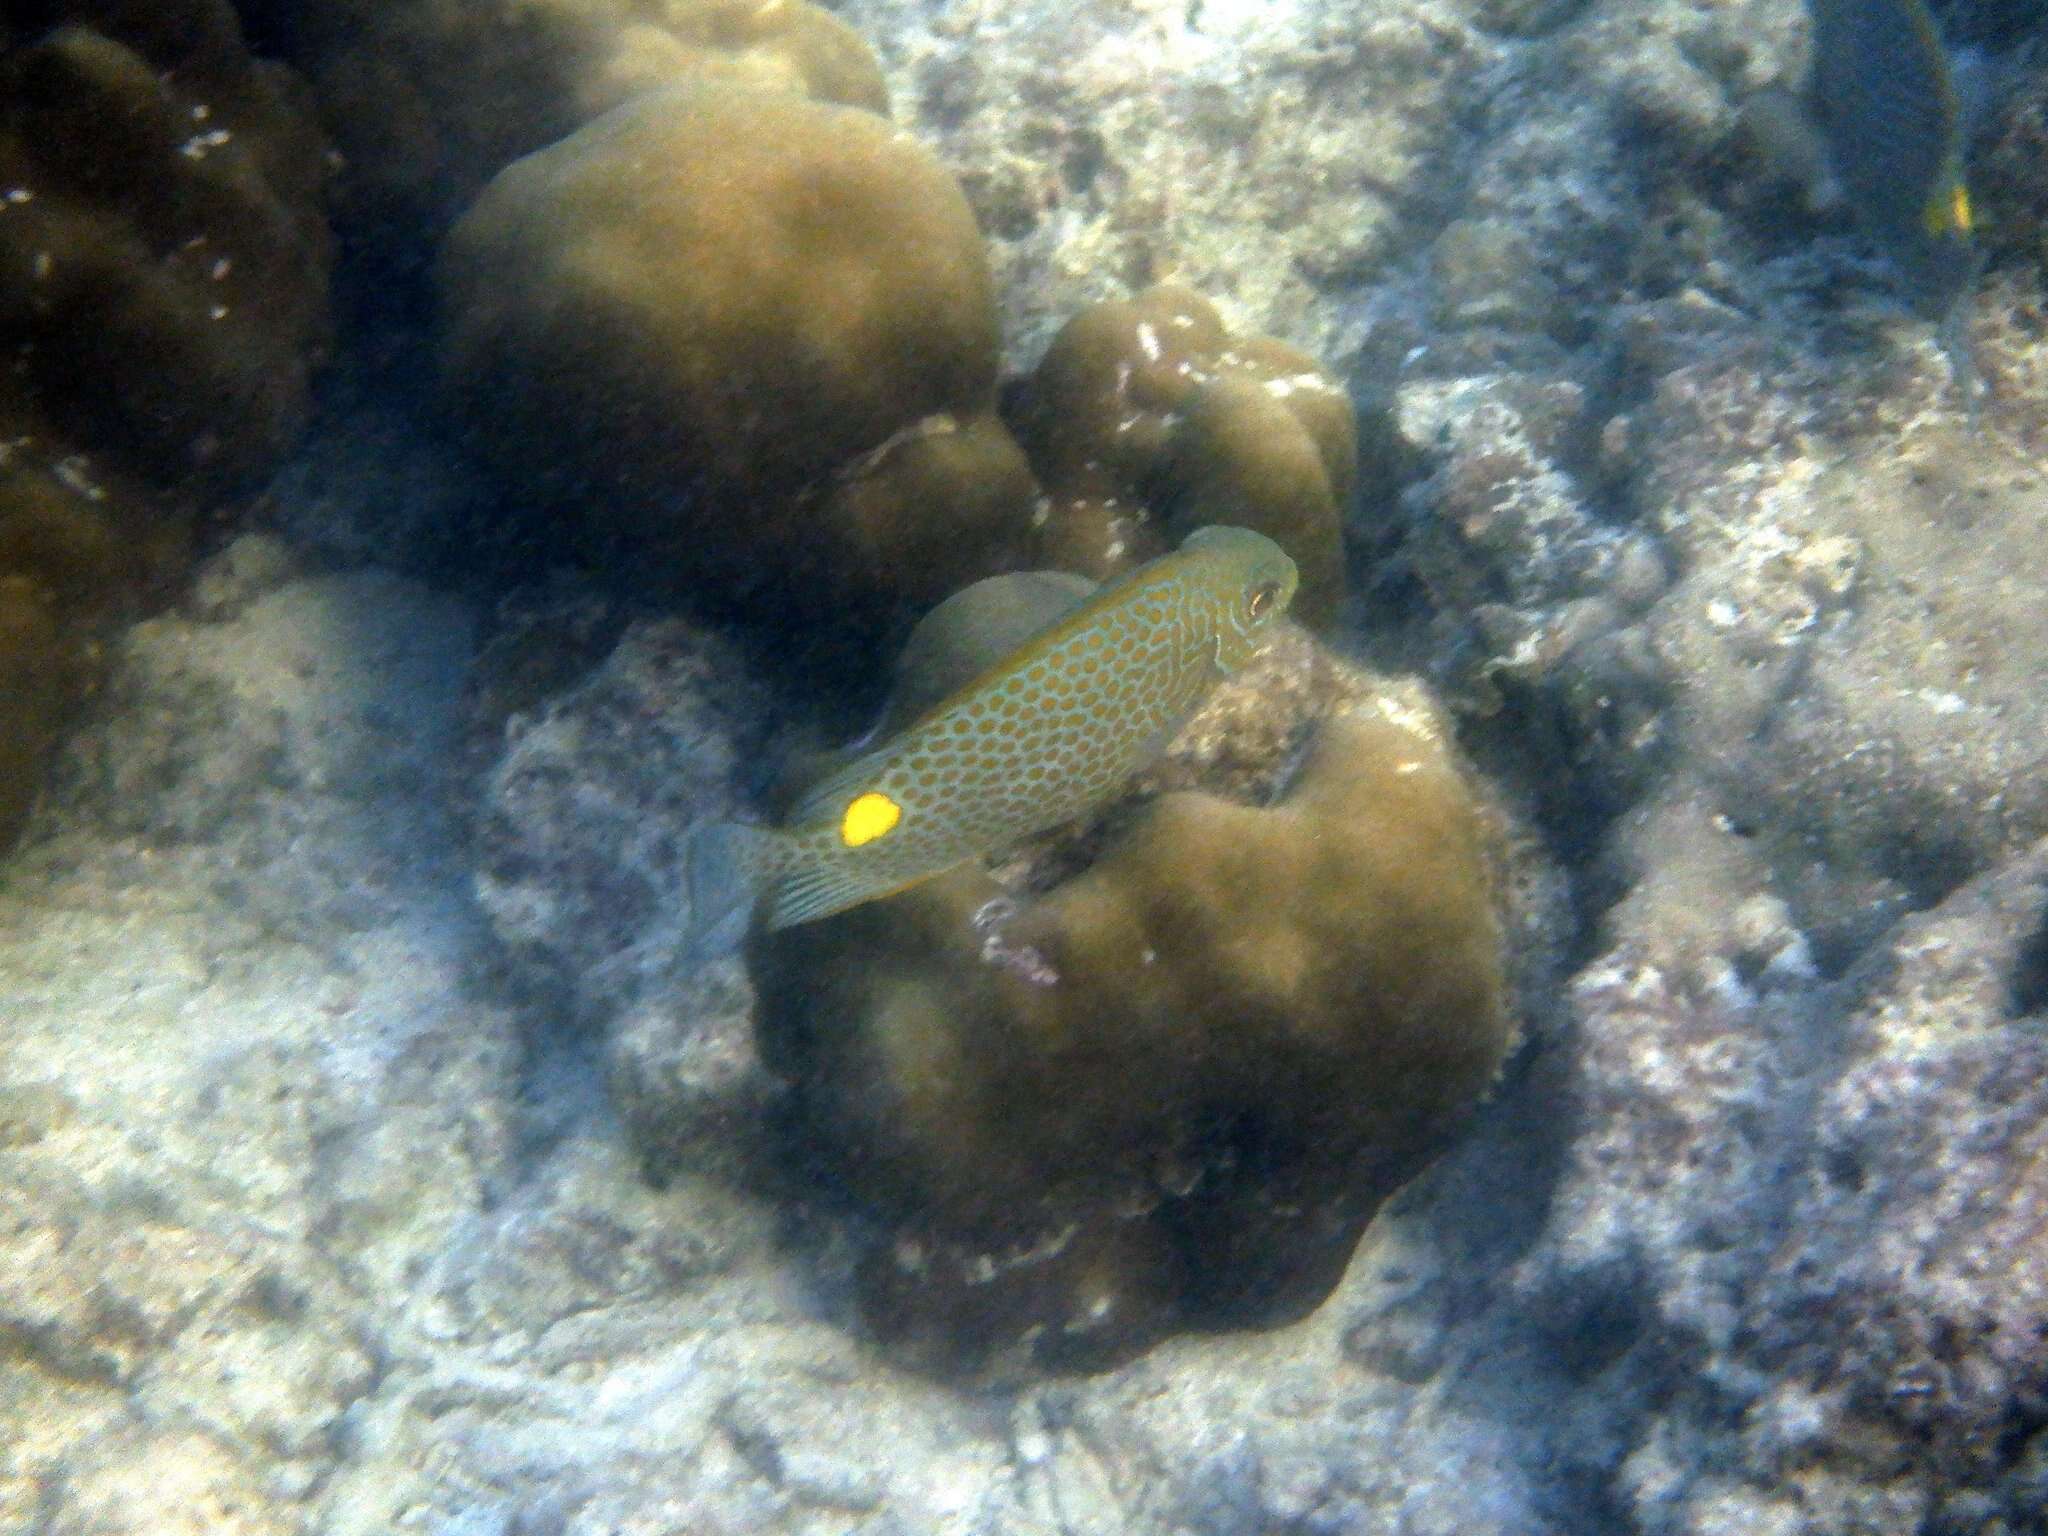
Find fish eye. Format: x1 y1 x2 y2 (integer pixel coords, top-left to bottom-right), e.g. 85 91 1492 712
1246 580 1281 620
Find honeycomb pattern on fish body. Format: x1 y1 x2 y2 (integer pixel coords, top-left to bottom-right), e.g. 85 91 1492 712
756 528 1296 927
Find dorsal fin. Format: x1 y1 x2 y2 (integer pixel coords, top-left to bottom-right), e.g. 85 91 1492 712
882 570 1099 732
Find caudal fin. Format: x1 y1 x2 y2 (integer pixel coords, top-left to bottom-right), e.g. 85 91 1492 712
683 819 781 960
688 816 907 939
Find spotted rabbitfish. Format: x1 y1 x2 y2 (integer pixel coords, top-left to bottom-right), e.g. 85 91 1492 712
694 525 1298 933
1807 0 1982 400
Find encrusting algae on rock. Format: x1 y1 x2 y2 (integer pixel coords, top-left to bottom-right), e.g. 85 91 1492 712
695 525 1298 932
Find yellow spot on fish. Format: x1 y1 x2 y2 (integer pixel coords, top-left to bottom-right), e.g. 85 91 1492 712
840 790 902 848
1923 178 1970 238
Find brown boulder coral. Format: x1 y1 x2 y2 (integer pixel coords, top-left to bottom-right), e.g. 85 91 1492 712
247 0 889 263
750 616 1514 1372
1008 282 1357 629
0 2 331 491
0 0 332 849
440 80 1034 642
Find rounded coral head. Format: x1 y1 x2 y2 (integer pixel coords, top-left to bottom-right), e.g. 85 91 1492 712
1180 525 1300 668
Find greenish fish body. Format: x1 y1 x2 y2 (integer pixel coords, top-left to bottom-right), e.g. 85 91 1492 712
1808 0 1977 319
706 526 1297 931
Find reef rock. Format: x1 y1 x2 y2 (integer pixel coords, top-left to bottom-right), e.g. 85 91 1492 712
466 591 778 1182
834 0 1486 365
0 544 517 1533
1523 832 2048 1535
